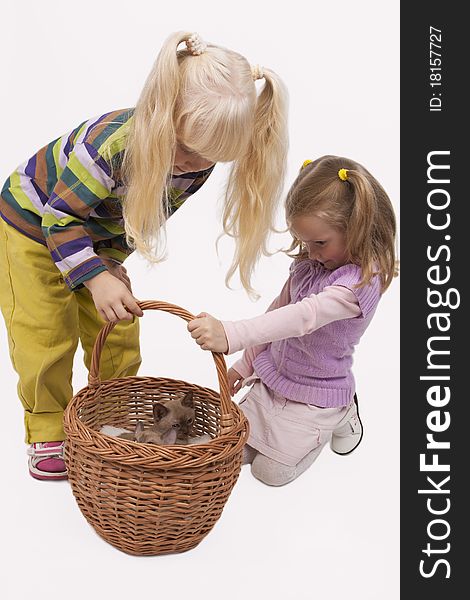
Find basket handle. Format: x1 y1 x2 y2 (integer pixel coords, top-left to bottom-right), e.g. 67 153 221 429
88 300 234 430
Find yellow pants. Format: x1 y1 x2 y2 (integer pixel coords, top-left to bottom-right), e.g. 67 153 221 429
0 218 141 443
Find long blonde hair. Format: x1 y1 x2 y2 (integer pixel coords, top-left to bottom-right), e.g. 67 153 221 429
286 155 398 292
120 31 288 295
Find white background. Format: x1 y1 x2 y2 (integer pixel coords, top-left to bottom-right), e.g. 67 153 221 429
0 1 400 599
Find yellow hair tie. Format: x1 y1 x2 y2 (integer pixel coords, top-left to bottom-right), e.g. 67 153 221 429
302 159 313 169
338 168 349 181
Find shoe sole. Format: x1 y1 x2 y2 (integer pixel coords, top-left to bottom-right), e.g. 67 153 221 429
331 394 363 456
29 470 68 481
29 461 68 481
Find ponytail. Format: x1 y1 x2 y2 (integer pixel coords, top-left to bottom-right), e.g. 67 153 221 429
344 170 376 284
223 67 289 297
122 31 191 260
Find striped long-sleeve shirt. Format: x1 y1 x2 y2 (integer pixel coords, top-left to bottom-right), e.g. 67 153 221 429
0 108 214 290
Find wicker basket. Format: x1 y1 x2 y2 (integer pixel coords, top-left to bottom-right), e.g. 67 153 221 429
63 300 249 556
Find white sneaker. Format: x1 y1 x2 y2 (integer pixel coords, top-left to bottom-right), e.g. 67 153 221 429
330 395 363 455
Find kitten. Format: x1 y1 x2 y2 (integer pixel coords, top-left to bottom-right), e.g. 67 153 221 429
158 391 195 443
100 391 196 444
118 421 169 444
101 391 210 444
156 392 212 444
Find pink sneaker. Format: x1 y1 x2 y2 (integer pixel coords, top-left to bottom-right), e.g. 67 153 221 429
27 441 68 481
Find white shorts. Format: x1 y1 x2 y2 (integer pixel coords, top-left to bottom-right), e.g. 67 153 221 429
239 378 353 466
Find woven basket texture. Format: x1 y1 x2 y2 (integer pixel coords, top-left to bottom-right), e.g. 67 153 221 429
63 301 249 556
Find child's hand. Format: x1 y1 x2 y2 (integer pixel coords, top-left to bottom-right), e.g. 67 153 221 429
227 367 243 396
84 271 144 322
187 312 229 353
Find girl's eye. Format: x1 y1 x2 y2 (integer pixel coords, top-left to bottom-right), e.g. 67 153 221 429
315 241 326 246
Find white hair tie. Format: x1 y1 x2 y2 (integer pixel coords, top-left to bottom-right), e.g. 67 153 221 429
185 33 207 56
251 64 264 81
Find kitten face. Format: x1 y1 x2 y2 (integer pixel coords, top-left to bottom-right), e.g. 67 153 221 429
115 393 197 446
152 392 195 438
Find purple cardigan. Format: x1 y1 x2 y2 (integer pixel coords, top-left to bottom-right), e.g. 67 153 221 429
251 260 382 407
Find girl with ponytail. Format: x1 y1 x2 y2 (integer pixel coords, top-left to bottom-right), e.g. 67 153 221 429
0 31 288 480
188 155 398 487
121 32 288 295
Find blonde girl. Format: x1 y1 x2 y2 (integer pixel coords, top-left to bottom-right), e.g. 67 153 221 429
0 31 288 480
188 155 398 486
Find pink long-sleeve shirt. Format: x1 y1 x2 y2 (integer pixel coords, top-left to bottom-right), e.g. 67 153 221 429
223 259 382 407
222 281 361 380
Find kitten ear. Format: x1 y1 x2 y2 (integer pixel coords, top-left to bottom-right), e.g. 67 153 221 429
182 391 194 408
135 421 145 435
153 402 169 421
